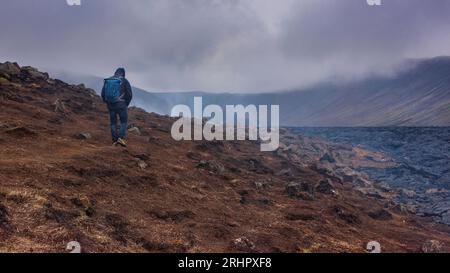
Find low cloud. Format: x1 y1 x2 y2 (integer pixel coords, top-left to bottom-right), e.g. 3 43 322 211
1 0 450 92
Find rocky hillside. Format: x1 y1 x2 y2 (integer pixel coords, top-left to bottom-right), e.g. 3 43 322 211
1 62 450 253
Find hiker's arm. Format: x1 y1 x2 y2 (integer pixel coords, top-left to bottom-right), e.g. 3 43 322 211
125 80 133 106
101 82 106 103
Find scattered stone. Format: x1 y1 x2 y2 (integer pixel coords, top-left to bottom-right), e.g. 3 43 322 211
233 237 255 252
285 182 301 196
316 179 335 195
128 127 141 135
186 152 201 161
356 187 385 200
353 177 372 188
196 160 225 174
368 209 393 221
253 181 264 189
333 207 361 224
285 182 316 199
246 158 273 174
253 181 270 190
5 126 37 138
313 163 335 176
138 160 148 170
134 153 150 161
376 182 392 193
421 240 444 253
149 136 161 142
53 99 67 114
320 153 336 163
74 133 91 140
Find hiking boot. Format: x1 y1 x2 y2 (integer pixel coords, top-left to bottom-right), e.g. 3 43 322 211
117 138 127 147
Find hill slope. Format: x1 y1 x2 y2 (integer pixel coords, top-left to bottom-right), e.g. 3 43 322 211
1 62 450 253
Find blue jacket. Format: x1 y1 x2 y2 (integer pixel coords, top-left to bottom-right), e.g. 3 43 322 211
101 68 133 110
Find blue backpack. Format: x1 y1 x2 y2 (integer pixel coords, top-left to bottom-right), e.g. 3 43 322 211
104 78 123 103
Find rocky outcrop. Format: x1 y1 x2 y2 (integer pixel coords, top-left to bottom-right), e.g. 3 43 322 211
278 128 395 201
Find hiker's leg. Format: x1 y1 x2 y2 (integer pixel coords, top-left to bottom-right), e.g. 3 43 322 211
109 110 118 142
118 108 128 139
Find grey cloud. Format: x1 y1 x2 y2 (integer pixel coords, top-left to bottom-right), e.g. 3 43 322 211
1 0 450 92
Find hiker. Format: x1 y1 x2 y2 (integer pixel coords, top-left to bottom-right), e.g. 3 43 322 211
101 68 133 147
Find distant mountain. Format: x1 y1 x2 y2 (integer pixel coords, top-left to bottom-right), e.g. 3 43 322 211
54 56 450 126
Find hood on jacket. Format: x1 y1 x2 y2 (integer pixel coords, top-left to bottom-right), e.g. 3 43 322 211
114 68 126 78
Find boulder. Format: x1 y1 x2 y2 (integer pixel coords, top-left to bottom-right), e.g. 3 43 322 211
74 133 91 140
233 237 255 252
138 160 148 170
353 177 372 188
285 183 300 196
285 182 314 201
356 187 385 200
134 153 151 161
333 206 361 224
196 160 225 174
5 126 37 138
53 99 68 114
149 136 161 142
368 209 393 221
320 153 336 163
128 127 141 136
253 181 265 190
421 240 444 253
316 179 336 195
21 66 49 81
0 62 21 76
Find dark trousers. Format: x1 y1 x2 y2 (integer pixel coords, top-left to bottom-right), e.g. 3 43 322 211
109 108 128 142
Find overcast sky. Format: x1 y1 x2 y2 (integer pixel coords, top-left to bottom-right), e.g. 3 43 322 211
1 0 450 92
